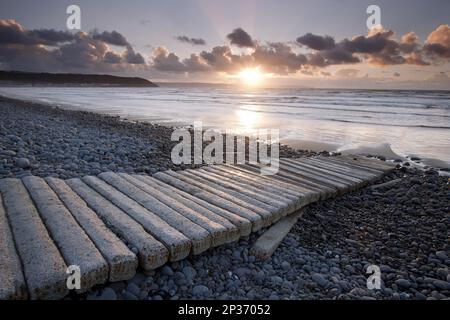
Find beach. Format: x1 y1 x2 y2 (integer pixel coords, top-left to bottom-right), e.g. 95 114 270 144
0 96 448 300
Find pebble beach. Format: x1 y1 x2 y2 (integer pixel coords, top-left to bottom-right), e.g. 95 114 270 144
0 95 449 300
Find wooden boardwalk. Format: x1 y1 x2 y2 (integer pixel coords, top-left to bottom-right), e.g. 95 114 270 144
0 155 395 299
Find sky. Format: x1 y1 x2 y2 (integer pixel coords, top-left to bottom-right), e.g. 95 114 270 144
1 0 450 89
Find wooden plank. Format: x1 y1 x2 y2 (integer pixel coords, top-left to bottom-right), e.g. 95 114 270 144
238 164 334 199
250 210 304 260
283 158 364 186
211 165 313 208
99 172 228 248
210 165 303 200
153 171 264 231
304 158 379 181
189 168 292 216
127 174 252 237
277 161 350 193
117 173 241 243
0 193 27 300
22 176 108 292
46 177 138 282
170 170 277 226
66 178 169 269
198 167 298 210
223 164 321 201
0 178 68 300
81 176 194 258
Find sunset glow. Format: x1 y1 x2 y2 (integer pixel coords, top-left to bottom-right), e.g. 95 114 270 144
238 68 264 86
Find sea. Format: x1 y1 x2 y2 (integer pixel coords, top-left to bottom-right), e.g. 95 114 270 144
1 85 449 167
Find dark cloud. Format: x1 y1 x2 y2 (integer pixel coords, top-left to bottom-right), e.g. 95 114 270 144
176 35 206 46
104 51 122 64
0 19 147 73
227 28 255 48
92 30 129 46
253 42 307 74
296 33 335 50
0 19 75 46
124 45 146 64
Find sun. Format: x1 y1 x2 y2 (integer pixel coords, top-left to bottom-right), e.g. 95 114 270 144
238 67 264 86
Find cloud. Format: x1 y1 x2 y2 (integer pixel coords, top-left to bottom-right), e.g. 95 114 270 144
0 19 147 73
253 42 307 74
124 45 146 64
227 28 255 48
104 51 122 64
151 46 188 73
296 33 335 50
176 35 206 46
0 19 75 45
92 30 129 46
424 24 450 58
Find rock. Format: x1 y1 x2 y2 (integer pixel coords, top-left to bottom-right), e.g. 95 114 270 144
312 273 328 288
349 288 368 297
182 266 197 280
192 285 210 297
432 280 450 290
15 157 30 168
161 265 174 276
127 283 141 297
270 276 283 285
0 150 16 157
234 267 251 278
99 288 117 300
121 291 138 300
281 261 291 271
395 279 411 289
435 251 449 261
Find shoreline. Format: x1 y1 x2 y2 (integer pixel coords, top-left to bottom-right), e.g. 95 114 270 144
0 96 322 180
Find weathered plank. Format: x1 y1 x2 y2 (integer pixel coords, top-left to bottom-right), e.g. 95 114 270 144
81 176 194 258
223 164 321 201
168 170 276 225
22 176 108 292
205 166 311 211
188 168 292 217
304 158 379 181
117 173 241 243
277 162 350 193
99 172 228 248
46 177 138 282
128 174 252 237
250 210 304 260
195 168 296 213
66 178 169 269
153 171 264 231
282 159 364 187
0 178 68 300
238 164 334 199
0 194 27 300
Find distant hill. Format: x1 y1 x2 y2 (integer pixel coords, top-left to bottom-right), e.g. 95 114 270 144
0 71 158 87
